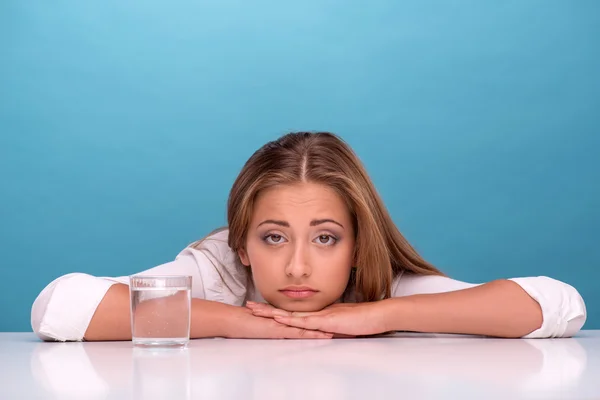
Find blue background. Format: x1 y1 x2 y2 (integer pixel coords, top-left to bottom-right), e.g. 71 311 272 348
1 1 598 332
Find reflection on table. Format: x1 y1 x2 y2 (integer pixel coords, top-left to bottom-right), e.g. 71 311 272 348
29 332 596 400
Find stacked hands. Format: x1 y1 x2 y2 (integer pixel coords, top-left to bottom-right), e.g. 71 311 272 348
239 301 391 339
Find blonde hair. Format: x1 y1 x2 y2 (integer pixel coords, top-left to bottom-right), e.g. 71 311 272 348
222 132 443 302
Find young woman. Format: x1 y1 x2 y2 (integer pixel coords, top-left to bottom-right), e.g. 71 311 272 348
31 132 587 341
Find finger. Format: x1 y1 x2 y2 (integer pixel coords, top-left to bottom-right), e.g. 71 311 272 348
245 302 274 313
288 311 316 317
246 302 291 316
245 301 271 309
249 305 292 318
274 315 325 331
251 308 291 318
281 326 333 339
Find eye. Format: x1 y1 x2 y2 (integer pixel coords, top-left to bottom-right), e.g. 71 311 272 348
314 234 337 246
264 234 286 245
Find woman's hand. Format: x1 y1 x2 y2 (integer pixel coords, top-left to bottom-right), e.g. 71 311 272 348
246 301 391 337
223 305 334 339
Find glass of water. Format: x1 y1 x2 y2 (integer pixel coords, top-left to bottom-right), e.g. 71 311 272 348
129 275 192 348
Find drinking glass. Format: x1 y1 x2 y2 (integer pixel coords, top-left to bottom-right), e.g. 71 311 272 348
129 275 192 348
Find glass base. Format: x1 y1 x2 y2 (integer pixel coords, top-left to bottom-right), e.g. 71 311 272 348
133 337 188 349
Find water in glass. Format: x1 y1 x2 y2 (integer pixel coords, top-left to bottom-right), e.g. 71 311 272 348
129 276 191 348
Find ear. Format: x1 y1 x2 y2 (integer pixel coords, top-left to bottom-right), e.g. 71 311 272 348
238 248 250 266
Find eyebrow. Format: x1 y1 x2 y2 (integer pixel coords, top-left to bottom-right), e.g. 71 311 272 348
311 219 344 229
257 219 345 229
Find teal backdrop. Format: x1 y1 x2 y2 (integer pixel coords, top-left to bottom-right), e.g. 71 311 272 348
1 1 598 332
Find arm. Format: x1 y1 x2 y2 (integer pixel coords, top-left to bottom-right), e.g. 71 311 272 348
383 279 542 338
388 275 587 338
84 283 244 341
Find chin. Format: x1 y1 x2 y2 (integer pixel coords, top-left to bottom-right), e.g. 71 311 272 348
272 297 333 312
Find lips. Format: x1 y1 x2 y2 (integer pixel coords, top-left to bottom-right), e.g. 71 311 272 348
279 286 319 299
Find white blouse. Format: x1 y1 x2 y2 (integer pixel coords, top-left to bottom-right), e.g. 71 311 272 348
31 229 587 341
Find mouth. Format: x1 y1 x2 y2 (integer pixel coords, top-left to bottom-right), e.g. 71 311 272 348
279 286 319 299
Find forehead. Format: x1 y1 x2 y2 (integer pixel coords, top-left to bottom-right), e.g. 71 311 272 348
252 182 350 219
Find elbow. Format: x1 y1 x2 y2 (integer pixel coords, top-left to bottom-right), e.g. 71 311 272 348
510 276 587 339
31 300 48 341
31 275 64 341
561 285 587 337
30 273 101 342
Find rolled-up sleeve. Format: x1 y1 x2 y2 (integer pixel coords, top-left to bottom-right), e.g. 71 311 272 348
31 273 125 342
392 274 587 338
508 277 586 338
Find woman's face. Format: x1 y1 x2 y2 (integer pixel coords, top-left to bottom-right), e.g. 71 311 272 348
238 182 355 312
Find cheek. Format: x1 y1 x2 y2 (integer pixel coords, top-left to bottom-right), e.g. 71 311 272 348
335 241 355 282
329 238 354 266
245 240 280 279
314 243 354 283
323 255 353 289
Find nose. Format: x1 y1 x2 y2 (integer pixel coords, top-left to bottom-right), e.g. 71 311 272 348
284 241 311 278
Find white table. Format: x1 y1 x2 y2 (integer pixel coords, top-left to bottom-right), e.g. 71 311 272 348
1 331 599 399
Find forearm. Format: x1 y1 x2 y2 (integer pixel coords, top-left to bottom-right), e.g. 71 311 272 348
85 284 238 341
84 284 132 341
382 279 543 338
190 298 241 338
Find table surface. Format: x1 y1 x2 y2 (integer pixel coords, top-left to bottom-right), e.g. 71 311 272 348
1 331 599 400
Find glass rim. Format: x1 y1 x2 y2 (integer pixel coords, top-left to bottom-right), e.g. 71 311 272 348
129 274 192 280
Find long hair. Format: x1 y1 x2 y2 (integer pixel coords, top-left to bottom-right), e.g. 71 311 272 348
225 132 442 301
